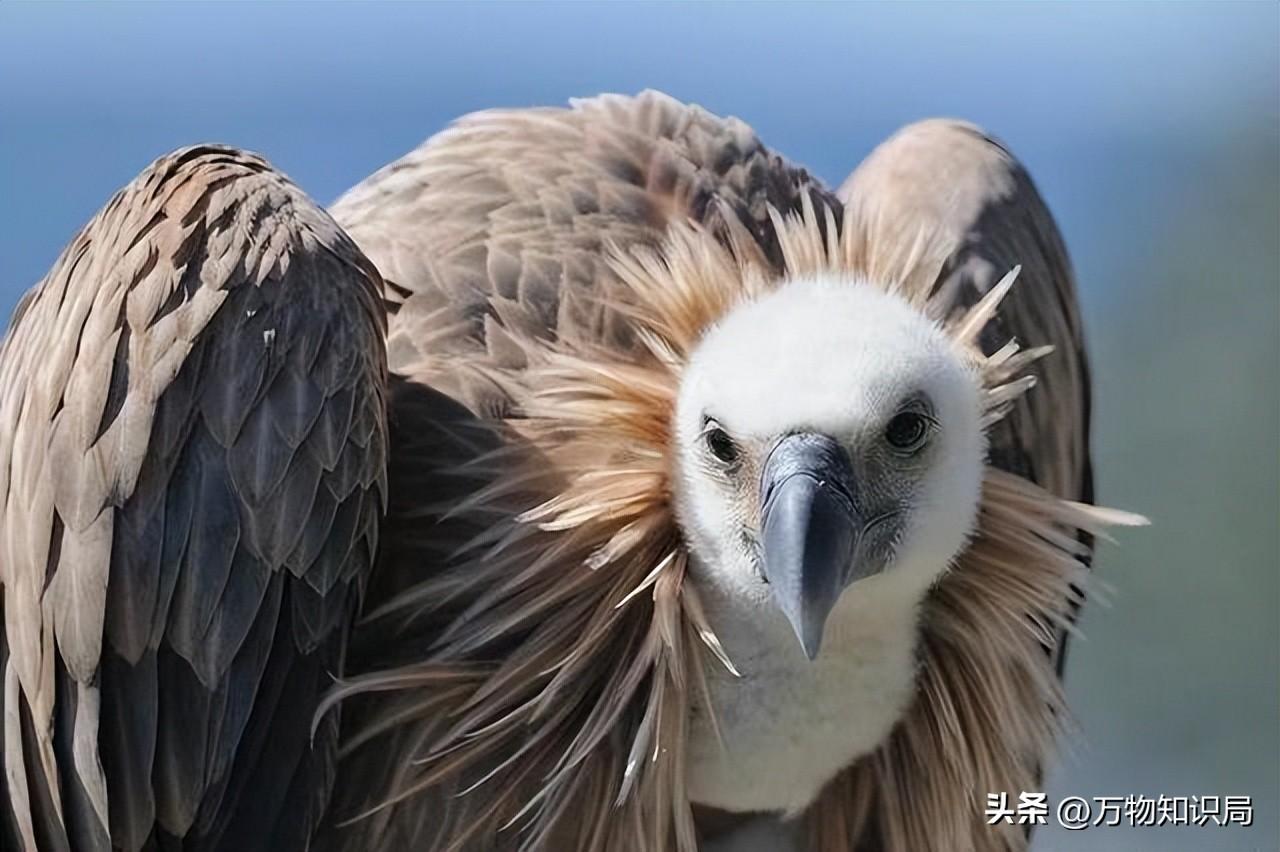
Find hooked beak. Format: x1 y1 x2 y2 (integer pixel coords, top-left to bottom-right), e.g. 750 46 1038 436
760 433 863 660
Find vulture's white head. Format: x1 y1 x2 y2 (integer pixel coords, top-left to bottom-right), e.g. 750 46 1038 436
674 276 986 661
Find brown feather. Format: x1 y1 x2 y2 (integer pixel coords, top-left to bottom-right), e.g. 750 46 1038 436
326 201 1141 850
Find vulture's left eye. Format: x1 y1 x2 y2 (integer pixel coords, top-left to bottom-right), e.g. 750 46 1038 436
885 411 930 453
704 424 738 464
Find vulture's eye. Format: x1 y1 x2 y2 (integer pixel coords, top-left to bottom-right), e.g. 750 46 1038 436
704 423 738 465
885 411 930 453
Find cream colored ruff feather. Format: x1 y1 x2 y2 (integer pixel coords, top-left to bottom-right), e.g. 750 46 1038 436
329 199 1141 851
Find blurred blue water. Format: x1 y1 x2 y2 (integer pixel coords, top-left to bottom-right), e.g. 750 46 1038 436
2 4 1277 851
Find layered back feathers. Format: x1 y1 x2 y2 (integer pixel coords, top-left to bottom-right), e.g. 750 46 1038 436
324 200 1140 851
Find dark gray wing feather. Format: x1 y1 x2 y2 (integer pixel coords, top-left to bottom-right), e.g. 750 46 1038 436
0 145 388 852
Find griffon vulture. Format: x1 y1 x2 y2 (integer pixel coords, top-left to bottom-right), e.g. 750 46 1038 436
0 91 1142 852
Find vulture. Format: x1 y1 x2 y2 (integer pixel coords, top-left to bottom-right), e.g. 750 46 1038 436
0 91 1143 852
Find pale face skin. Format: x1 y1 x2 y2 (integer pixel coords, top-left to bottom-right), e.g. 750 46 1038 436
672 277 987 813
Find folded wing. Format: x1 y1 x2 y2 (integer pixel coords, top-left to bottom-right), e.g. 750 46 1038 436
0 146 388 852
838 119 1091 505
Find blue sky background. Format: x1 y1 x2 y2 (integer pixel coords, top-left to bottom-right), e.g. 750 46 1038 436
2 2 1275 301
2 4 1278 850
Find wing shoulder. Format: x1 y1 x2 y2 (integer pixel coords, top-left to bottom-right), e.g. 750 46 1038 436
839 119 1090 500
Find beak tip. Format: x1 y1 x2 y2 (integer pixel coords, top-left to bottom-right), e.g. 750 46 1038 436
793 619 825 661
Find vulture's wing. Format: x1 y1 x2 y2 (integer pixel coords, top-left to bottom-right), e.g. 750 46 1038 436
0 147 388 852
837 119 1091 506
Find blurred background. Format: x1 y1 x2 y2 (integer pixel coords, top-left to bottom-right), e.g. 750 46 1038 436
1 3 1276 850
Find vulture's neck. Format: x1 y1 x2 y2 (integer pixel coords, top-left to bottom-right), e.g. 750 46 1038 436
685 551 934 815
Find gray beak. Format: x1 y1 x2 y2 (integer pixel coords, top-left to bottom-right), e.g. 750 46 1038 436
760 433 862 660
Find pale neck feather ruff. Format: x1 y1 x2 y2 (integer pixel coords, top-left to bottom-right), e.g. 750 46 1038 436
326 199 1143 851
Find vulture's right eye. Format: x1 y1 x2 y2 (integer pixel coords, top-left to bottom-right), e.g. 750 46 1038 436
885 411 930 453
704 423 738 465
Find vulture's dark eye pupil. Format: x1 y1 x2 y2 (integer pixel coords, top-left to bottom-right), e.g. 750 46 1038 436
705 427 737 463
886 412 929 451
